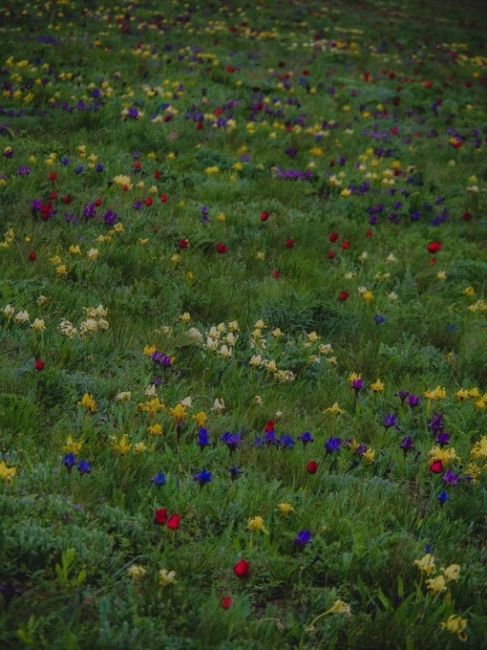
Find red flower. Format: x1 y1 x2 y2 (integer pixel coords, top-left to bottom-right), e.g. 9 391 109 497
462 211 472 222
221 596 232 609
62 195 72 204
329 231 339 243
48 172 57 183
306 461 318 474
49 191 58 201
95 198 103 207
427 242 442 254
154 170 161 180
214 107 223 117
215 243 228 254
339 291 349 301
365 229 374 238
166 514 181 530
178 239 189 250
144 197 153 207
429 460 443 474
28 251 37 262
341 240 350 250
35 358 45 371
264 420 275 433
260 211 270 222
154 508 168 525
285 238 295 249
233 560 250 578
133 160 142 171
196 122 204 130
160 194 168 203
272 270 281 279
327 250 336 260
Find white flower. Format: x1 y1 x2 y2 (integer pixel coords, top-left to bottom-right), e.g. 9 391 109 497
212 398 225 413
115 391 131 402
180 396 192 408
3 304 15 319
14 310 30 324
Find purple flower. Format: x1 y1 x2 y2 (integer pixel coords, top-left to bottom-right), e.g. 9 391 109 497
443 470 459 487
406 394 420 408
220 432 241 452
77 460 91 475
17 166 31 176
428 413 444 435
295 529 312 547
351 378 364 393
438 491 449 506
325 437 342 454
436 432 450 447
383 414 398 429
83 203 97 220
279 435 294 449
151 472 166 486
103 210 118 226
151 352 172 368
197 428 210 449
400 436 414 453
230 466 241 480
63 453 77 471
396 390 409 403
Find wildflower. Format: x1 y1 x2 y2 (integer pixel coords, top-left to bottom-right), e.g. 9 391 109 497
77 460 91 475
31 318 46 332
247 516 268 534
154 508 168 525
443 470 460 486
430 460 443 474
170 403 186 422
151 472 166 487
233 560 250 578
35 358 45 371
79 393 96 412
221 596 232 609
362 290 374 303
414 554 436 575
0 461 17 485
325 437 342 454
440 615 467 641
324 402 345 415
426 575 447 594
438 491 449 506
194 469 212 486
277 503 294 516
295 530 312 547
383 414 398 428
400 436 415 454
298 432 314 446
370 378 384 393
306 461 318 474
127 565 146 581
193 411 207 427
212 398 225 413
166 514 181 530
327 599 351 616
158 569 177 587
351 378 364 393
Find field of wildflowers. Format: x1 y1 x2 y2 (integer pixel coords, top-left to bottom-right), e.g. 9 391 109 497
0 0 486 647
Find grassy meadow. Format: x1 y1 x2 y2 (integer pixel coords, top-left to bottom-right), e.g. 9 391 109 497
0 0 486 647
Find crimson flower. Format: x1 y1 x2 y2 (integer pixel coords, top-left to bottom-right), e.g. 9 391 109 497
166 514 181 530
427 242 442 254
429 460 443 474
306 461 318 474
339 291 349 301
285 238 295 249
154 508 168 525
329 232 339 243
260 211 270 222
28 251 37 262
233 560 250 578
221 596 232 609
35 358 45 371
215 243 228 254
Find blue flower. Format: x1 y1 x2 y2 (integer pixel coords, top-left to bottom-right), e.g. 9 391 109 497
325 437 342 454
294 529 312 547
220 432 241 452
298 431 314 446
63 453 77 471
374 314 385 325
198 428 210 449
383 414 398 429
438 491 449 506
230 466 242 480
279 435 294 449
151 472 166 487
194 469 212 486
77 460 91 475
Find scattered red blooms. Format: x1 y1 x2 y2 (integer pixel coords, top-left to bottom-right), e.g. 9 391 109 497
95 198 103 207
221 596 232 609
272 270 281 279
462 211 472 221
62 195 72 204
144 197 153 207
306 461 318 474
264 420 275 433
427 242 442 254
329 231 339 243
215 243 228 254
178 239 190 250
285 238 295 249
160 194 168 203
341 240 350 250
429 460 443 474
28 251 37 262
35 358 45 371
339 291 349 301
327 250 336 259
233 560 250 578
260 211 270 222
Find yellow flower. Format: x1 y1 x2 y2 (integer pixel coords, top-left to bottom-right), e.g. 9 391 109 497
363 449 375 464
426 575 447 594
80 393 96 412
63 435 83 455
148 423 163 437
463 286 475 297
31 318 46 332
56 264 68 277
455 388 470 401
111 434 131 455
414 554 436 575
179 312 191 323
436 270 447 281
441 615 467 641
193 411 207 428
369 378 384 393
127 565 146 581
428 446 459 466
204 166 219 175
327 599 351 616
277 502 294 516
115 391 131 403
470 436 487 461
324 402 345 416
424 386 446 401
143 344 157 357
159 569 177 587
468 387 480 399
69 244 81 255
442 564 460 582
247 516 268 534
0 460 16 485
362 290 374 303
112 174 132 190
133 442 147 454
170 403 186 422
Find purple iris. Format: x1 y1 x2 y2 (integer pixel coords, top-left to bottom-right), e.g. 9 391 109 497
220 432 240 452
193 469 212 486
197 428 210 450
406 394 420 408
428 413 444 435
151 472 166 486
295 530 312 547
400 436 414 453
443 470 459 487
351 378 364 393
325 437 342 454
436 432 450 447
298 432 314 446
63 453 77 471
383 414 398 429
77 460 91 475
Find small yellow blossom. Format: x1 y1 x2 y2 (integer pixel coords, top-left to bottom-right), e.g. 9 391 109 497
115 391 131 403
170 403 186 422
0 461 17 486
426 575 447 594
148 423 163 437
436 270 447 281
127 565 146 581
327 599 351 616
79 393 96 412
63 435 83 455
144 344 157 357
277 503 294 516
111 434 131 455
193 411 207 427
369 378 384 393
247 516 268 534
362 290 374 303
31 318 46 332
470 436 487 461
428 446 459 466
159 569 177 587
441 615 467 641
324 402 345 416
414 554 436 575
363 449 375 464
179 312 191 323
442 564 461 583
463 286 475 297
424 386 446 401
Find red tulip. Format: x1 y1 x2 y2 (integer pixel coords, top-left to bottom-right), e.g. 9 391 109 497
166 514 181 530
306 461 318 474
221 596 232 609
28 251 37 262
327 250 336 260
215 243 228 254
285 238 295 249
233 560 250 578
260 211 270 222
264 420 275 433
178 239 189 250
339 291 349 301
35 358 45 371
462 211 472 222
341 240 350 250
160 194 168 203
272 270 281 279
329 231 339 243
427 242 442 254
144 197 153 207
429 460 443 474
154 508 168 525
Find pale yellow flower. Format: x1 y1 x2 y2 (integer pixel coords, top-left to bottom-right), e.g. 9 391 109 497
441 615 467 641
414 554 436 575
426 575 447 594
247 516 268 534
127 565 146 581
159 569 177 587
0 461 16 485
277 503 294 516
442 564 460 583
